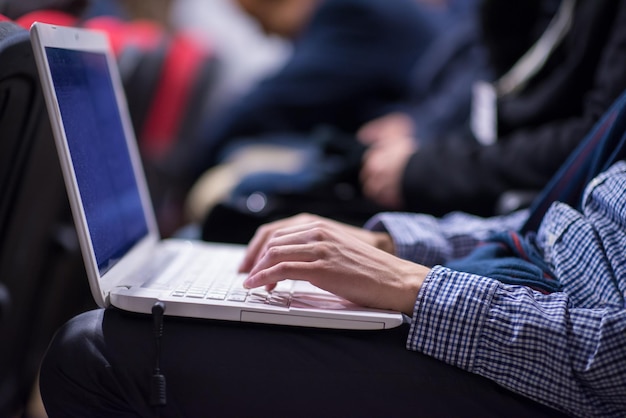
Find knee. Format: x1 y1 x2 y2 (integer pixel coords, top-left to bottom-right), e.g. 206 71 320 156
39 309 106 414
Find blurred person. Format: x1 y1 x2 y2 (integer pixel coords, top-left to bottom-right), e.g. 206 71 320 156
359 0 626 217
170 0 440 184
169 0 291 124
195 0 626 225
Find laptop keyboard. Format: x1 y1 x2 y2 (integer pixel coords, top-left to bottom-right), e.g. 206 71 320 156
169 246 293 308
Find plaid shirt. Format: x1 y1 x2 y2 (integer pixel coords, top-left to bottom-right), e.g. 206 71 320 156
366 161 626 417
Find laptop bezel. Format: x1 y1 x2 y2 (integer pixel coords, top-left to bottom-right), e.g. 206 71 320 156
30 22 161 308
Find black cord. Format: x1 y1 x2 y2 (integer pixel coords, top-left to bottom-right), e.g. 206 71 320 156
151 301 167 416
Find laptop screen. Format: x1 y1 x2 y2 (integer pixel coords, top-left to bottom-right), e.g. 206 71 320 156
45 46 148 275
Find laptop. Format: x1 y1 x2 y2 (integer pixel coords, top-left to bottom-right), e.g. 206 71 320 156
30 22 404 330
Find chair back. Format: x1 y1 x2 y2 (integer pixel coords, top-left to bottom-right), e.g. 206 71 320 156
0 17 94 416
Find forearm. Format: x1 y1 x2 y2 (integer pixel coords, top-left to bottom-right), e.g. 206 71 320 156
409 266 626 418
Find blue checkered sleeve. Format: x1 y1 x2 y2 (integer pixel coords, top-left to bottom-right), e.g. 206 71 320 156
405 162 626 418
409 267 626 418
364 210 528 266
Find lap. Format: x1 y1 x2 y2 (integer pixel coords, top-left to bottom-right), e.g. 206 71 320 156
40 308 568 418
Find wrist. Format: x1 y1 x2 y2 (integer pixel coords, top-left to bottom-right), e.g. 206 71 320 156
399 264 429 316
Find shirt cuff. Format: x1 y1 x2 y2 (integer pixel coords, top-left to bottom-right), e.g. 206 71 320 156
407 265 499 371
365 212 452 266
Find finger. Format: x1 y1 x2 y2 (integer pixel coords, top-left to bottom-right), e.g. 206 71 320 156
243 216 340 278
245 225 336 284
359 158 371 187
244 261 300 289
360 154 382 199
360 171 377 203
364 173 397 208
239 222 275 272
247 234 321 276
357 121 380 145
244 244 320 289
357 127 374 144
239 215 318 272
359 148 379 185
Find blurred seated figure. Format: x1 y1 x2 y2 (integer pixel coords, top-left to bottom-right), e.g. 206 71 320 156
171 0 441 183
358 0 626 216
192 0 626 238
182 0 485 229
169 0 291 126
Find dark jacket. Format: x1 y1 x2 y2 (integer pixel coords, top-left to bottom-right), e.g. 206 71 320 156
402 0 626 217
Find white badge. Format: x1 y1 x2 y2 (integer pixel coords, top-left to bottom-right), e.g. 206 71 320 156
471 81 498 146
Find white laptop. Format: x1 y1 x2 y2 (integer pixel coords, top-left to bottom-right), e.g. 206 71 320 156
30 22 403 330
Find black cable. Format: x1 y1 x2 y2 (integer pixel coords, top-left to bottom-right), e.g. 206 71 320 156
151 301 167 417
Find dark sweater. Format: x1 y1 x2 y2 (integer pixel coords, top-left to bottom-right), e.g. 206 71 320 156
402 0 626 217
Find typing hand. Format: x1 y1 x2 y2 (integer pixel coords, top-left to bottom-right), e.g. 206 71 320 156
239 214 426 315
239 214 395 273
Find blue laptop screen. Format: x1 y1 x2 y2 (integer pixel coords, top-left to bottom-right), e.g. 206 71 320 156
45 47 149 275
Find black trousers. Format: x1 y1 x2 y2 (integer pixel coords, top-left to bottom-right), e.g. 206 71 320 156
39 308 569 418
